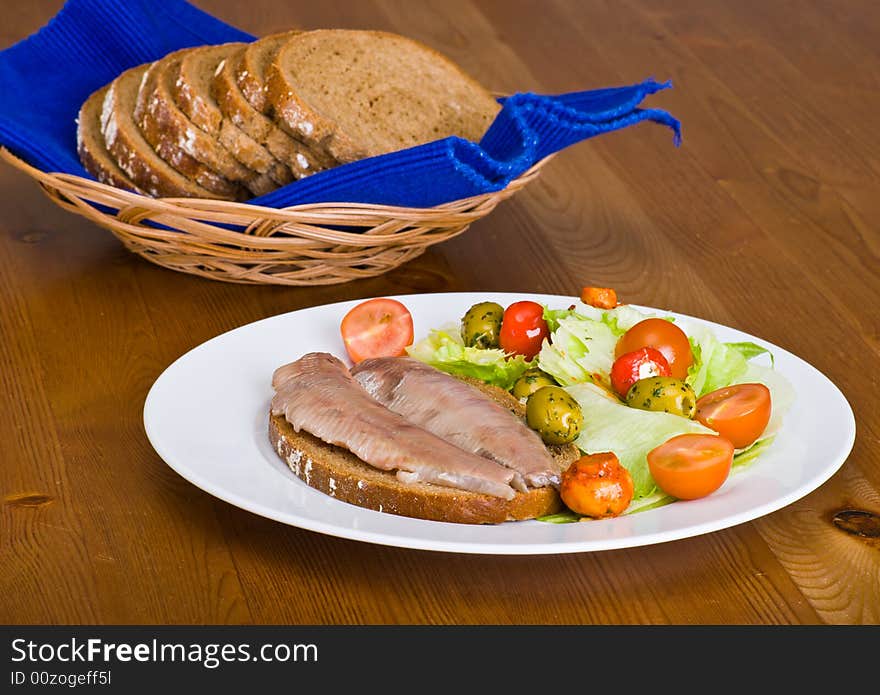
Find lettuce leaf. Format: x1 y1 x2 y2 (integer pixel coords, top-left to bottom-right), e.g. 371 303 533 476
727 341 775 367
406 327 531 390
685 325 750 397
546 302 657 336
536 315 619 387
537 436 777 523
565 382 716 498
732 435 776 468
738 363 795 441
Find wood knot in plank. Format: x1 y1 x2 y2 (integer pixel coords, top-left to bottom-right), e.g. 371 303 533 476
15 229 50 244
832 509 880 540
3 492 54 508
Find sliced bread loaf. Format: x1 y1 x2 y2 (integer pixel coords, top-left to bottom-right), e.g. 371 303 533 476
173 43 294 187
77 85 142 193
212 40 334 177
134 48 275 197
99 64 234 199
264 30 501 163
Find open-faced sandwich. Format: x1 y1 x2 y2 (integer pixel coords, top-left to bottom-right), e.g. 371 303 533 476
269 352 580 524
268 289 794 525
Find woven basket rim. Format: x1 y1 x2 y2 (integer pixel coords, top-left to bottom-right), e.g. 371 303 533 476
0 145 552 286
0 146 552 217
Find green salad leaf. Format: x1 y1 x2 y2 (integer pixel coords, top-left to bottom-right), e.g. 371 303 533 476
406 327 531 390
411 299 794 525
565 382 717 499
732 435 776 469
686 325 750 397
538 303 680 388
739 363 795 441
727 341 775 367
536 436 777 523
536 315 618 387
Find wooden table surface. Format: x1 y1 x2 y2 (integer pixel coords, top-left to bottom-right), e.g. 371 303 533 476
2 0 878 626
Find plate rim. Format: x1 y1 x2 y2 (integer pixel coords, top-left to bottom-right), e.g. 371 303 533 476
143 291 857 555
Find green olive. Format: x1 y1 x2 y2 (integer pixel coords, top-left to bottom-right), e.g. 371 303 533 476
511 368 558 401
625 376 697 418
526 385 583 445
460 301 504 349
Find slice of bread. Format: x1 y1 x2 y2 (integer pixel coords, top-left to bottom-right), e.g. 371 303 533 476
268 376 579 524
212 41 335 177
134 48 275 198
99 64 234 199
237 31 298 114
77 85 143 193
264 30 502 163
173 43 294 187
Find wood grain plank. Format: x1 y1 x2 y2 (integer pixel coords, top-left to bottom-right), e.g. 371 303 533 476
1 0 877 625
0 228 103 623
187 0 826 625
0 166 252 624
540 0 879 622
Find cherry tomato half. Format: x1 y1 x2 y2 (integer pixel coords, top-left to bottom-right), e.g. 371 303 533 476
615 318 694 380
610 347 671 399
695 383 772 449
560 452 634 518
499 301 549 360
647 433 734 500
340 298 414 364
580 286 618 309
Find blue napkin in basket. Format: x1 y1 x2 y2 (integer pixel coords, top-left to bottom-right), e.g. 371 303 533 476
0 0 681 209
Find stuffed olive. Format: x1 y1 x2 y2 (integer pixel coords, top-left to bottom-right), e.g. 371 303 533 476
526 386 583 445
511 368 557 401
625 376 696 418
460 301 504 349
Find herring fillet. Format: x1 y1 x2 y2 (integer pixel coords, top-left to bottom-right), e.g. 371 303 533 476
270 353 520 499
351 357 562 488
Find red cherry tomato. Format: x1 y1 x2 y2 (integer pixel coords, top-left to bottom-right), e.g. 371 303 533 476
647 434 734 500
615 318 694 380
340 298 414 364
695 383 772 449
499 301 549 360
610 347 671 399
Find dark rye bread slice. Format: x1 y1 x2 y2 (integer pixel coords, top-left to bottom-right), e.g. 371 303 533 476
264 30 502 164
173 43 294 187
99 64 228 199
134 48 274 198
77 85 142 193
212 40 336 177
237 31 299 114
268 376 579 525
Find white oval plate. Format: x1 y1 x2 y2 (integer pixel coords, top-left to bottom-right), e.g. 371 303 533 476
143 293 855 555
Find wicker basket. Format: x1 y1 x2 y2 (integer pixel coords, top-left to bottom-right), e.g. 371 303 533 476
1 147 551 286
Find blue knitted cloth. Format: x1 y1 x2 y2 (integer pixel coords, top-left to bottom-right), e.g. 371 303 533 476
0 0 681 208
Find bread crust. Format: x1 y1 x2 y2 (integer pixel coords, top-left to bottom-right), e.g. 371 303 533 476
99 64 227 199
268 375 580 525
263 31 368 163
134 49 283 197
211 46 334 177
263 29 499 164
237 31 299 114
173 43 294 186
77 86 143 193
